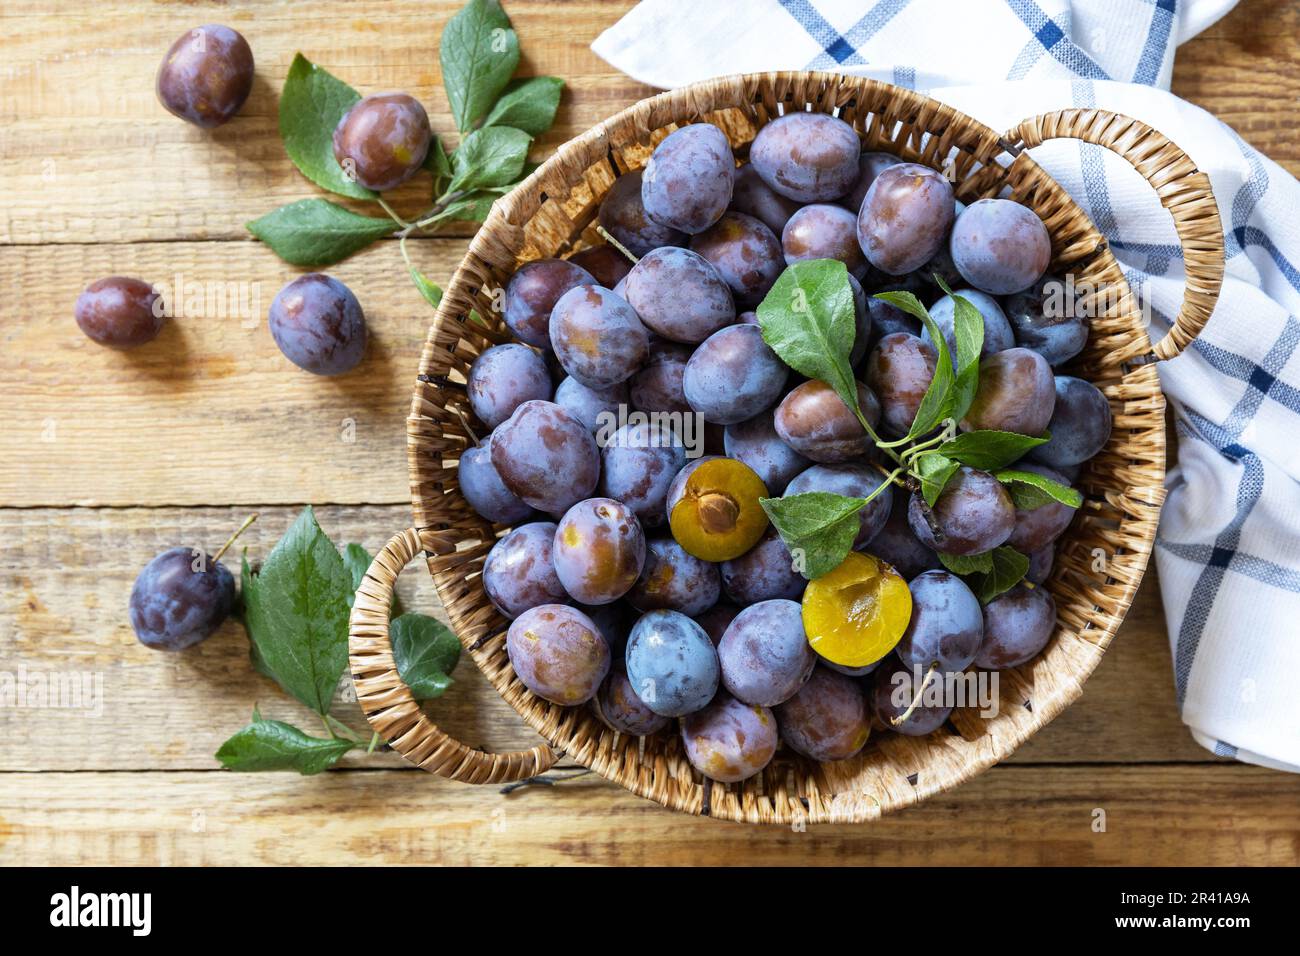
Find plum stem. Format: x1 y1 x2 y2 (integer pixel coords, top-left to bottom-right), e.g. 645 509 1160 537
213 513 258 563
595 225 641 265
377 197 414 230
890 662 939 727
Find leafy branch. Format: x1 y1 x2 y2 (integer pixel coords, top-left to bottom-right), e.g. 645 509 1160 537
217 507 461 775
246 0 562 308
755 261 1076 601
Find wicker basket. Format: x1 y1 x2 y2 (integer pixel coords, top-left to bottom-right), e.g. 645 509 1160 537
348 72 1224 824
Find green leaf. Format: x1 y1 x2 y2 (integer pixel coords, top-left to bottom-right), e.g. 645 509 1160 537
242 553 275 681
936 279 985 423
279 53 373 200
995 469 1083 510
874 291 953 437
449 125 531 192
409 269 444 308
440 0 519 134
429 188 512 224
760 491 869 580
215 718 356 775
483 76 564 136
246 199 394 267
390 613 461 700
240 506 353 715
758 259 866 428
342 543 402 616
936 550 994 575
424 137 453 196
938 430 1049 471
971 547 1032 603
914 453 959 507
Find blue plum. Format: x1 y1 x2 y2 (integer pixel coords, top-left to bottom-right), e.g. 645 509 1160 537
553 498 646 605
597 669 669 735
718 598 815 706
625 609 720 717
482 521 567 619
857 163 955 275
720 528 804 605
600 421 687 529
332 92 432 191
870 663 952 736
598 169 688 257
680 693 778 782
895 570 983 673
774 379 881 463
506 604 610 705
690 212 784 307
729 163 801 235
724 408 810 495
641 123 735 235
776 666 871 761
1003 274 1088 366
960 347 1056 437
864 333 937 437
1006 463 1078 552
750 113 860 202
622 247 736 344
503 259 596 348
974 583 1057 669
682 324 788 425
923 289 1015 367
908 466 1015 557
629 337 692 414
549 285 649 388
75 276 163 349
782 203 867 278
467 343 552 430
950 198 1051 295
458 437 534 525
268 274 367 375
627 537 721 616
1027 376 1112 468
129 547 235 650
490 400 600 513
554 376 627 432
156 25 253 128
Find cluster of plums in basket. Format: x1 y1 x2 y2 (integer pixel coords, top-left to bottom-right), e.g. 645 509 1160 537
462 113 1113 784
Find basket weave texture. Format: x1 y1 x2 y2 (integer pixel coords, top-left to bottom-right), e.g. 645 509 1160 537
349 72 1224 824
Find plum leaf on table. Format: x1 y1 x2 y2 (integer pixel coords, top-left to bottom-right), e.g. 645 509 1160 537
216 709 357 775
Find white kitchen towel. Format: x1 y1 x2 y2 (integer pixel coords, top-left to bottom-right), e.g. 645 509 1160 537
595 0 1300 772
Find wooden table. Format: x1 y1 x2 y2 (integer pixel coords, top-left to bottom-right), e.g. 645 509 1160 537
4 0 1299 866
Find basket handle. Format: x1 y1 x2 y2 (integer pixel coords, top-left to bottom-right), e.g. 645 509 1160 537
1004 109 1224 361
348 528 558 784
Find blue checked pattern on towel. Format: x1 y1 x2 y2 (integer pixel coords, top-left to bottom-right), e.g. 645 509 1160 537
595 0 1300 772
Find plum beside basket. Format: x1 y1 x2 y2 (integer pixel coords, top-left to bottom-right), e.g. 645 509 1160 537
348 73 1224 824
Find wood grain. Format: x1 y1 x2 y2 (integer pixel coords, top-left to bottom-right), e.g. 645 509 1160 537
4 765 1298 865
0 240 462 507
1172 0 1300 176
0 1 653 245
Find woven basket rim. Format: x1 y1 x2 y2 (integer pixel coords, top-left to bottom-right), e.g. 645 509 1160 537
376 71 1221 824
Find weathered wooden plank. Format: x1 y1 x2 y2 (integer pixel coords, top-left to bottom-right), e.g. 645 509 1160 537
0 505 1211 770
0 240 469 507
0 1 654 244
1172 0 1300 176
3 764 1296 865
